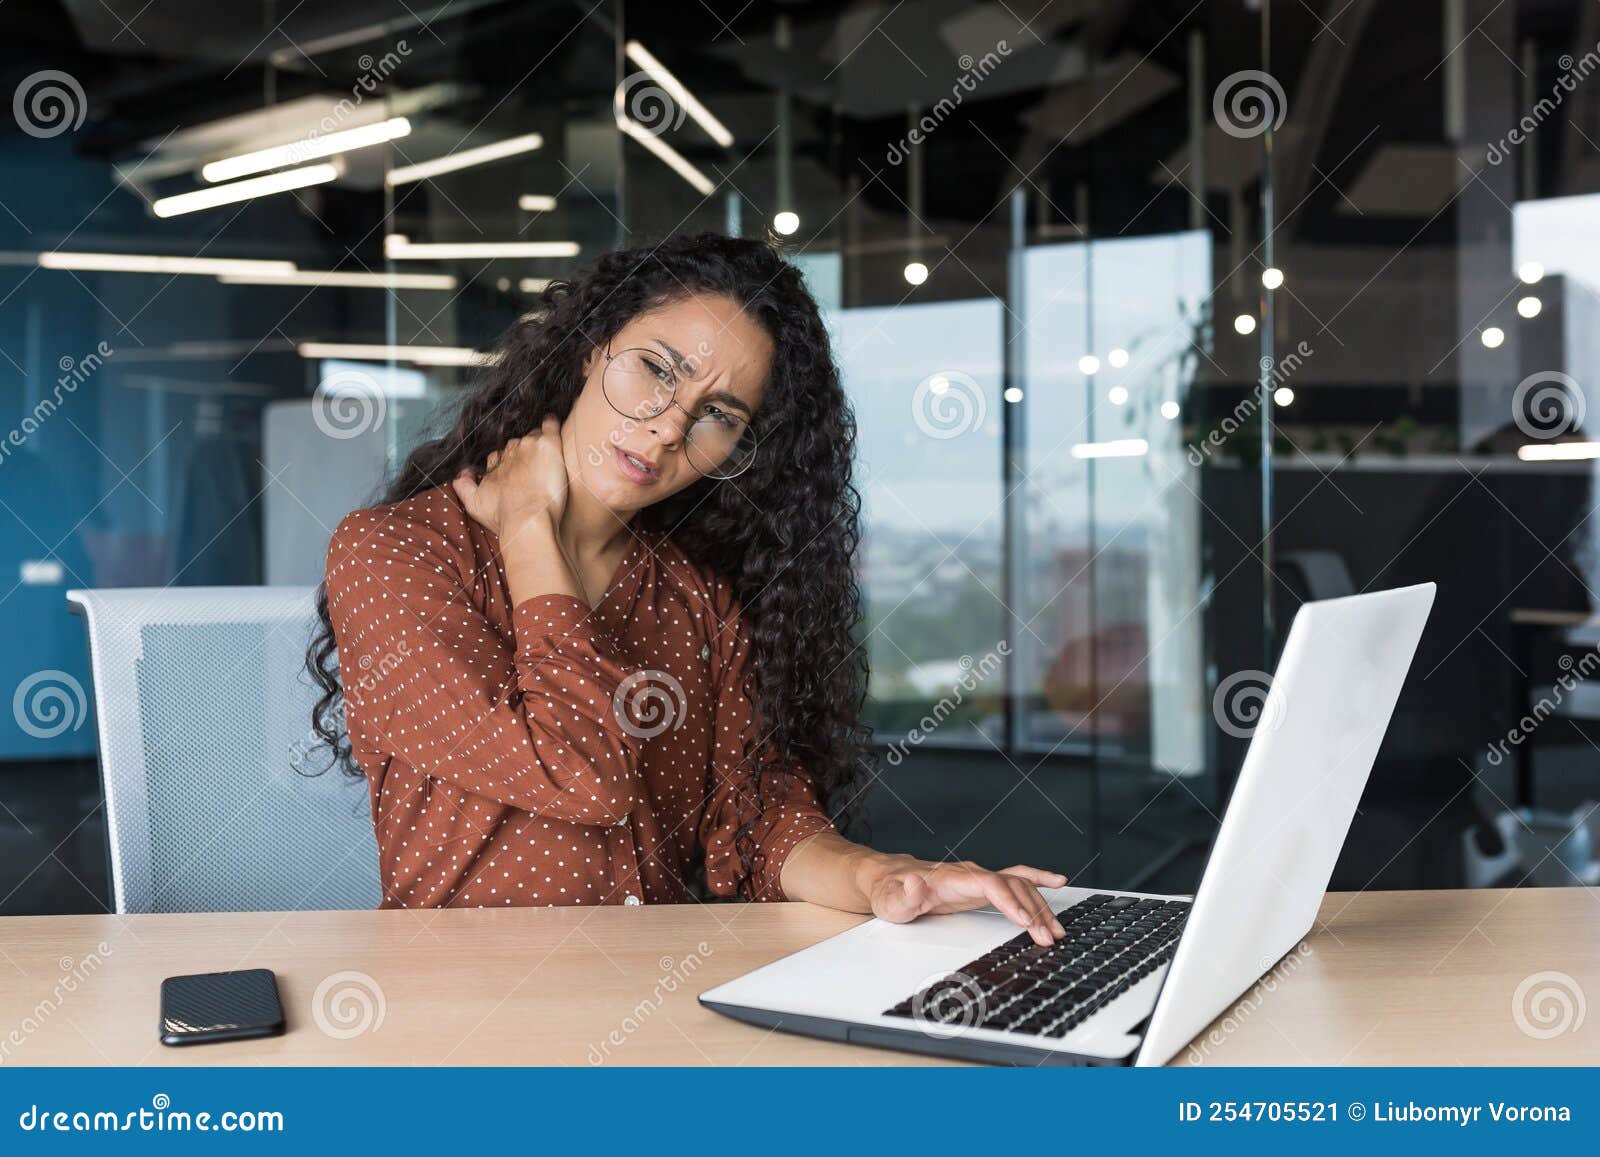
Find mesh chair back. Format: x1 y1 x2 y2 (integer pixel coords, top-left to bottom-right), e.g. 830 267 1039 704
67 587 381 913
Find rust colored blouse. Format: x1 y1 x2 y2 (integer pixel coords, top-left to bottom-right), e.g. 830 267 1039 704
323 485 834 909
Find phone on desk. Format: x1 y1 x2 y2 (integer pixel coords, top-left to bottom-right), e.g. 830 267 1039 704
159 968 285 1046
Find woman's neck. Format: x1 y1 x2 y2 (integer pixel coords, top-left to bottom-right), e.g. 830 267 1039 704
557 484 633 568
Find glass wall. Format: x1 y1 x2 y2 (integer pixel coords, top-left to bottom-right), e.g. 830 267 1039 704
1256 0 1600 887
4 1 1598 913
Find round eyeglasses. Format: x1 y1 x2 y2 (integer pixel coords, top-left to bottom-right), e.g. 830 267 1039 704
600 343 759 480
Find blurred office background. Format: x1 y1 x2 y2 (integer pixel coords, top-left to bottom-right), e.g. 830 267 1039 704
1 0 1598 915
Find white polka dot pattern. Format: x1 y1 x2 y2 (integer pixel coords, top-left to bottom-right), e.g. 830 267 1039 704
323 484 833 909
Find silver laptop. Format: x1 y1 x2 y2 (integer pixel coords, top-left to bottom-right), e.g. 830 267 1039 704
700 583 1436 1066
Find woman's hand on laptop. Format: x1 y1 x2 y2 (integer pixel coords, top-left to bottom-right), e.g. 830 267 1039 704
868 858 1068 945
780 833 1067 945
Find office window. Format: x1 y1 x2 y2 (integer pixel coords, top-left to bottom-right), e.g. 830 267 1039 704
1017 232 1212 775
832 298 1006 742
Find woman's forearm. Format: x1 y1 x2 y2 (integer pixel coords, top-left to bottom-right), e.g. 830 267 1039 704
502 512 584 608
779 830 903 912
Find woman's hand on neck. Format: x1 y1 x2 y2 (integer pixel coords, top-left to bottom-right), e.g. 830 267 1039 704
453 416 615 609
452 416 570 540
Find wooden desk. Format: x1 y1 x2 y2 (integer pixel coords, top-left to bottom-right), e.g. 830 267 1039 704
0 888 1593 1065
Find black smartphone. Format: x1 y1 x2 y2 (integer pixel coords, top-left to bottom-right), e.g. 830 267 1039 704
159 968 286 1046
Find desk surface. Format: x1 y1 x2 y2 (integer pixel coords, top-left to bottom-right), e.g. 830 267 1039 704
1 888 1594 1065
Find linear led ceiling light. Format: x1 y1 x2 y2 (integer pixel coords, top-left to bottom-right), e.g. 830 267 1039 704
623 40 734 147
38 252 297 276
218 269 457 289
1070 438 1150 460
1517 442 1600 462
384 234 578 260
202 117 411 182
385 132 543 186
297 341 485 366
152 163 340 218
614 113 714 195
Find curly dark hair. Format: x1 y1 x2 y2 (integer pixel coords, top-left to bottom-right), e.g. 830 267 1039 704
305 232 873 894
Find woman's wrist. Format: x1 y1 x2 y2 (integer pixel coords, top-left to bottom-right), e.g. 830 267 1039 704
849 846 915 905
501 510 582 606
780 831 908 912
500 504 559 543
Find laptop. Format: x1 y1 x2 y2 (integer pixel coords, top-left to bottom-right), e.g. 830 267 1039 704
700 582 1436 1066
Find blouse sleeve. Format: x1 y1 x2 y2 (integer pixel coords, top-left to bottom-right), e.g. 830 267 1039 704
324 507 646 827
697 581 835 901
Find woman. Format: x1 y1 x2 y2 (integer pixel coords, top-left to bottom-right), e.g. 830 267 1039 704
308 233 1068 944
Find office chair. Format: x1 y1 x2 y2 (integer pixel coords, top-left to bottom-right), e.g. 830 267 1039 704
67 587 381 914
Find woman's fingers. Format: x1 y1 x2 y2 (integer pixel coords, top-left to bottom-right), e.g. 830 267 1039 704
971 873 1052 944
450 468 478 504
914 864 1053 942
982 873 1062 944
998 876 1049 943
1011 877 1065 938
999 864 1069 889
996 866 1068 937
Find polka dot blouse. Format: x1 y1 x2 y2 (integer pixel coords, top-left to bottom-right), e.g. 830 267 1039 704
323 484 834 909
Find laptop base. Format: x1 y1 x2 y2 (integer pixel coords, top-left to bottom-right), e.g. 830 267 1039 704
699 997 1140 1067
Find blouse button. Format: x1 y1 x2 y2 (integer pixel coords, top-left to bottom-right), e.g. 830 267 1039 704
624 894 642 906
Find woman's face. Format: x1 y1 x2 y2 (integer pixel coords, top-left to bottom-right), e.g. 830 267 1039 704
562 291 773 516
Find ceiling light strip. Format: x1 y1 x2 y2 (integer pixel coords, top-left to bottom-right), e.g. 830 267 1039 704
385 132 544 186
153 163 340 218
623 40 734 147
202 117 411 182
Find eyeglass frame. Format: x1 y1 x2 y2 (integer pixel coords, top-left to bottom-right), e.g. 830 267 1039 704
598 338 759 479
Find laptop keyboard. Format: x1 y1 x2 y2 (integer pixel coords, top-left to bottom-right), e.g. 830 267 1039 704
882 894 1190 1039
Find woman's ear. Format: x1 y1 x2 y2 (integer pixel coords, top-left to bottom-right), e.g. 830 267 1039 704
579 345 602 381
